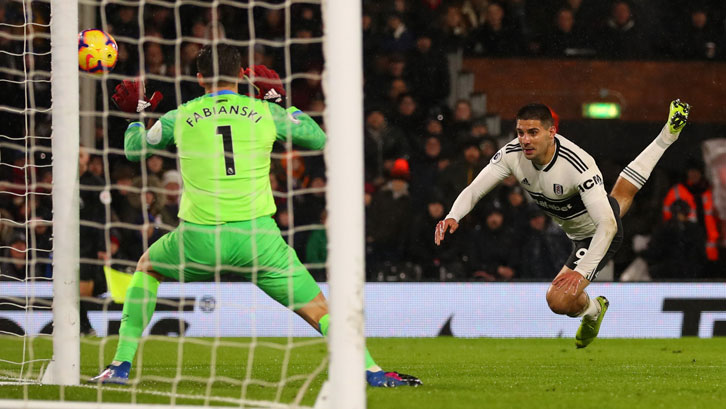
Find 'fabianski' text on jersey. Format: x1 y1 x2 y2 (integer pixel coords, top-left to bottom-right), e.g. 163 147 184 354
446 135 618 277
123 90 326 225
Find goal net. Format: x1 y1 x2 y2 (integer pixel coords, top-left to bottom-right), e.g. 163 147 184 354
0 0 364 408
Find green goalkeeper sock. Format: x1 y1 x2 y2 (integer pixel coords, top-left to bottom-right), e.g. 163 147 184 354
113 271 159 363
318 313 380 371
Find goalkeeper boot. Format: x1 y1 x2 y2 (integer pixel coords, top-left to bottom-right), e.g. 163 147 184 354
366 370 422 387
89 361 131 385
665 99 691 140
575 296 609 349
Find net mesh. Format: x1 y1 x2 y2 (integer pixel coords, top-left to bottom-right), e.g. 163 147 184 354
0 0 54 385
1 0 329 407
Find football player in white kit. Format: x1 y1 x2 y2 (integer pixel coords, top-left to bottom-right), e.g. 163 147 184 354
435 100 691 347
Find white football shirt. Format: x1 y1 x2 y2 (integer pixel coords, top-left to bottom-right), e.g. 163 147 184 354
446 135 618 277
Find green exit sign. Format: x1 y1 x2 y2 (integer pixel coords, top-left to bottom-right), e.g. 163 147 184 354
582 102 621 119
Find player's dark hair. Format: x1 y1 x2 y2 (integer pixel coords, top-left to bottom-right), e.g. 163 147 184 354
516 103 554 128
196 44 241 84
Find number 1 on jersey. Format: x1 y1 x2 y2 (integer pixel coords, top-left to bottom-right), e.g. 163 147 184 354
217 125 235 175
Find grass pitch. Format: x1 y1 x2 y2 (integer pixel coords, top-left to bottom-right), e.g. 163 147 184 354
0 336 724 408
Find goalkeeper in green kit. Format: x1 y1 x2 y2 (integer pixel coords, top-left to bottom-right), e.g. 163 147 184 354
91 44 421 387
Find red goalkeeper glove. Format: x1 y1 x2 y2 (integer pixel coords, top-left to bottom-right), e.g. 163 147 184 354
112 78 163 113
243 65 286 105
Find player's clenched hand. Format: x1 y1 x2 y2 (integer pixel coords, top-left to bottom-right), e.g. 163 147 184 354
551 268 585 295
434 218 459 246
112 78 163 113
243 65 286 104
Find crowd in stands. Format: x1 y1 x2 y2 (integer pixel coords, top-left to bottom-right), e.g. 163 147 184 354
1 0 725 287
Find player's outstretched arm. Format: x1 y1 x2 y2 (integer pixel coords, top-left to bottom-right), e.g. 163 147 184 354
270 104 326 150
244 64 326 150
123 113 176 162
434 217 459 246
112 78 174 162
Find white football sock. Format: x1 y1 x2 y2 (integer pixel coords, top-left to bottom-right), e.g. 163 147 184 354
620 124 678 190
579 297 601 320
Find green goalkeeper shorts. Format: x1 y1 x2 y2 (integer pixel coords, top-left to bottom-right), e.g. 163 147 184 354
147 216 321 309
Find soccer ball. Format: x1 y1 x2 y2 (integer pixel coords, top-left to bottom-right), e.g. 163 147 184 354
78 29 118 74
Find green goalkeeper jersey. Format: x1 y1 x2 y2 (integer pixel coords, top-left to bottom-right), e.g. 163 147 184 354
123 90 326 224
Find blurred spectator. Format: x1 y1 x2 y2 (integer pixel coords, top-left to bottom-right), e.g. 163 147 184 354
143 42 168 76
275 207 308 258
109 5 140 39
305 209 327 281
88 155 105 179
297 175 327 227
291 64 324 112
479 135 497 162
385 53 407 88
466 1 524 56
389 93 425 148
110 164 137 224
662 159 720 269
467 205 519 281
363 9 384 74
289 20 324 73
0 208 16 246
423 113 454 158
29 217 52 278
79 147 108 335
381 12 416 54
674 8 721 60
410 135 447 208
597 0 652 59
449 99 475 145
0 231 27 281
439 139 486 207
278 151 311 191
411 0 448 35
647 199 707 279
129 175 166 259
146 5 175 40
461 0 488 29
407 191 466 280
176 41 204 101
406 32 450 112
385 78 411 112
558 0 605 43
98 231 135 274
542 7 590 57
502 185 531 237
270 172 287 210
364 109 410 184
142 42 177 112
145 154 165 180
517 205 572 280
439 5 470 52
256 8 286 44
366 159 413 278
159 169 181 227
179 41 202 76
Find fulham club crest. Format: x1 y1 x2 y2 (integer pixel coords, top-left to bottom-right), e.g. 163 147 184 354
553 184 564 196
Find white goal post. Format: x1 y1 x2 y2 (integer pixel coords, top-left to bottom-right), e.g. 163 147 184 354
48 0 80 386
321 0 366 407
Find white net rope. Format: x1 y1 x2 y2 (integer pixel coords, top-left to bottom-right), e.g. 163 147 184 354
0 0 54 384
2 0 329 407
